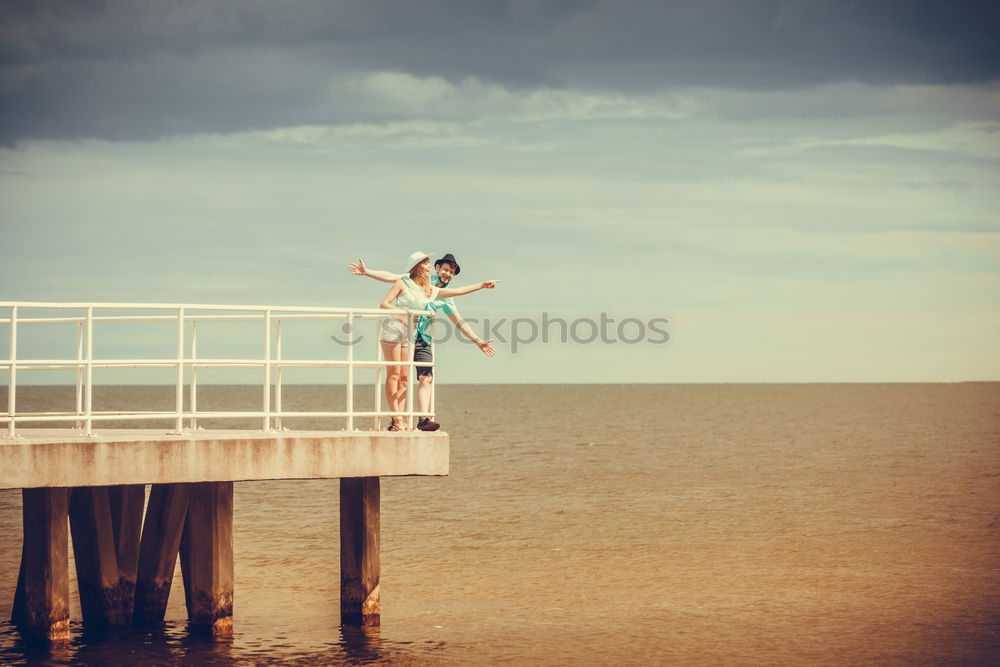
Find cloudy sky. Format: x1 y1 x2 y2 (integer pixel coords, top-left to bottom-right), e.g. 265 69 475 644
2 0 998 383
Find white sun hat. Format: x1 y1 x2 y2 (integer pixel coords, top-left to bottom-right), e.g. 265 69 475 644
406 251 431 272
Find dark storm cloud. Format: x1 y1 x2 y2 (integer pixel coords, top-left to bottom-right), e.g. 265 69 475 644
1 0 998 144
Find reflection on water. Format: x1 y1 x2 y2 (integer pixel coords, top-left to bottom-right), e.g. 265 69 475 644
0 622 233 667
338 626 384 664
1 383 999 665
0 620 437 665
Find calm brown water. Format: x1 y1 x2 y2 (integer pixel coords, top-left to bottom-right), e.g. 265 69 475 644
1 383 998 665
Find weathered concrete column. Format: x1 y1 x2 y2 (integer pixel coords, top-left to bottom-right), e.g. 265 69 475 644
135 483 188 624
11 551 25 624
107 484 145 621
68 486 130 626
11 487 71 642
179 481 234 635
340 477 380 627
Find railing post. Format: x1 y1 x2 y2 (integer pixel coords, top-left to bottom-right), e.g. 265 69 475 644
346 313 354 431
8 305 16 438
85 306 94 437
175 307 184 434
374 322 383 431
405 311 415 430
430 336 436 417
275 320 283 431
190 320 198 430
263 309 272 432
75 320 83 430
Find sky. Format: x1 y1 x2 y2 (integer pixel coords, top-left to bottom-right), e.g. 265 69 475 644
1 0 999 384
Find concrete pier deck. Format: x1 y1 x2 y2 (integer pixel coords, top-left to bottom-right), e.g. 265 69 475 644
4 428 449 639
0 429 449 489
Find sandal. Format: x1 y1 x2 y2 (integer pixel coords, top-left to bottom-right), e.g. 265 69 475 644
387 417 406 431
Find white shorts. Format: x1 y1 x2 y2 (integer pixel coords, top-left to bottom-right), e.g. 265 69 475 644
378 318 409 344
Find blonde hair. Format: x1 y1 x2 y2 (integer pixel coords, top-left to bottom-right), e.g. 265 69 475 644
409 259 432 297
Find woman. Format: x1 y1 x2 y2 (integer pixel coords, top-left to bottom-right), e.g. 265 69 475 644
379 251 497 431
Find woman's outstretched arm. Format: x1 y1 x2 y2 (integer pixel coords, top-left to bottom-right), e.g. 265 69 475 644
437 280 499 298
349 258 402 283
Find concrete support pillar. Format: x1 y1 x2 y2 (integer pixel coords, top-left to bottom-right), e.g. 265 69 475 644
107 484 145 621
11 550 25 624
340 477 380 627
68 487 130 626
179 481 234 635
135 483 188 624
11 487 71 643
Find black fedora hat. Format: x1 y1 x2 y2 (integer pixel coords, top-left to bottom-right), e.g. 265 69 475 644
434 253 461 275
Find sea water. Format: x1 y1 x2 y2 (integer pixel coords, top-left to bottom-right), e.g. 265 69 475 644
0 383 997 665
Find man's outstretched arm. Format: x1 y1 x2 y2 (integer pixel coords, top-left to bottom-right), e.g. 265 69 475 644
447 311 496 357
347 258 401 283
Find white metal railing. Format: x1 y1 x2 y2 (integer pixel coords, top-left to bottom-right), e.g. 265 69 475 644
0 302 434 437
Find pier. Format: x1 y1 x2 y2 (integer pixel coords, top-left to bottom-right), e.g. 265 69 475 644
1 302 447 643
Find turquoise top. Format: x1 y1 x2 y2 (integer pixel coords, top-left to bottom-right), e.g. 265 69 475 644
393 276 439 313
416 274 457 342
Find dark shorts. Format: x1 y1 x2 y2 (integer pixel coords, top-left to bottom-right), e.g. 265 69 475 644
413 335 433 377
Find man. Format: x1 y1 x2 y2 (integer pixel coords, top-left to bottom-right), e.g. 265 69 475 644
349 253 496 431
